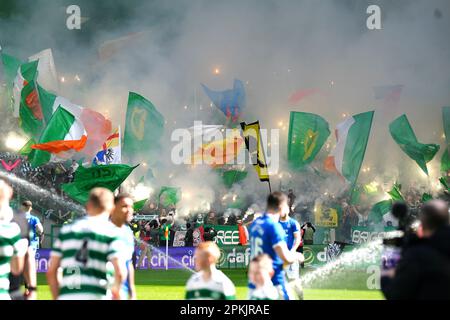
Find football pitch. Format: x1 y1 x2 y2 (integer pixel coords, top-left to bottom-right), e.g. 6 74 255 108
36 268 384 300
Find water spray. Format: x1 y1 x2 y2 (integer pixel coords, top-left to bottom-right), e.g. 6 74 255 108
0 171 85 216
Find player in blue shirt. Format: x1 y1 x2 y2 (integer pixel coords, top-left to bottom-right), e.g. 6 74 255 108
110 194 137 300
279 207 303 299
25 207 43 254
249 192 303 300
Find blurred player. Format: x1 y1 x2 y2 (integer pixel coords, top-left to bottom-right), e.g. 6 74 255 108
248 254 279 300
46 188 125 300
249 192 304 300
185 241 235 300
108 193 137 300
0 179 27 300
9 200 43 300
279 205 303 299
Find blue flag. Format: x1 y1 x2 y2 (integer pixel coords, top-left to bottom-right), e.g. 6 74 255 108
201 79 245 122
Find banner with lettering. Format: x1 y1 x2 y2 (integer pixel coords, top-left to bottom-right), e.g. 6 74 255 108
203 224 240 247
351 226 396 244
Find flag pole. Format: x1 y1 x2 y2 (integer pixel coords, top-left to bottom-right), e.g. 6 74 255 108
165 226 169 271
267 180 272 193
165 237 169 271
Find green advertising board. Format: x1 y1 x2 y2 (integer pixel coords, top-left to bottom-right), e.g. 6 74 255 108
204 224 240 247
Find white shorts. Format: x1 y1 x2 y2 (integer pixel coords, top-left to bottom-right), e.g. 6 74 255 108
285 260 300 281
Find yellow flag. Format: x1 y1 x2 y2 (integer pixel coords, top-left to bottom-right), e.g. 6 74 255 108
240 121 270 182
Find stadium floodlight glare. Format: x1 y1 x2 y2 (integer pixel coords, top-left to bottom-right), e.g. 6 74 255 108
5 132 27 152
131 184 153 201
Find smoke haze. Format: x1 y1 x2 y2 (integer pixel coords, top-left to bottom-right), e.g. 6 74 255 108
1 0 449 214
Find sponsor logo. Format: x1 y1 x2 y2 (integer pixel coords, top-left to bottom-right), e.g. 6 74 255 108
215 230 240 246
352 230 386 244
218 247 251 267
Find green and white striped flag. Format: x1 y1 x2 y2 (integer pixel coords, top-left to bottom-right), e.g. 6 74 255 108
324 111 374 184
1 55 39 117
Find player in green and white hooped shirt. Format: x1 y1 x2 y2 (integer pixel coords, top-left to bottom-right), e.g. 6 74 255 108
46 188 125 300
248 254 280 300
0 179 28 300
108 193 137 300
185 241 236 300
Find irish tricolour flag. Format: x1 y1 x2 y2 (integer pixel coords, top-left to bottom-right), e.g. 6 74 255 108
31 107 87 167
37 86 112 158
324 111 374 183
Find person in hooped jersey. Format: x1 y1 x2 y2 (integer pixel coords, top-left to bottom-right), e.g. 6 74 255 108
279 206 303 299
46 188 125 300
185 241 236 300
249 192 304 300
108 193 137 300
248 254 279 300
10 200 43 299
0 179 28 300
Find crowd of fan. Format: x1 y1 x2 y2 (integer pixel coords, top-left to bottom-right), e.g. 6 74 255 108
2 151 448 246
0 152 79 223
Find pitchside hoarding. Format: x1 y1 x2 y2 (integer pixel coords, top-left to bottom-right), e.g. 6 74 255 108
36 243 377 272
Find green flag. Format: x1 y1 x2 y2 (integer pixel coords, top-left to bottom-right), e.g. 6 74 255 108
439 177 449 191
350 185 362 205
387 183 404 201
287 112 330 169
222 170 248 188
1 53 22 109
36 83 59 124
133 198 147 211
369 200 392 224
62 164 138 204
123 92 164 162
389 114 440 175
442 106 450 143
441 151 450 173
19 84 43 140
421 193 433 203
158 186 181 207
18 138 36 156
441 107 450 173
325 111 374 184
1 53 22 87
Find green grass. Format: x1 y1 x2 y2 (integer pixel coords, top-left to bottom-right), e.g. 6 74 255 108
36 268 383 300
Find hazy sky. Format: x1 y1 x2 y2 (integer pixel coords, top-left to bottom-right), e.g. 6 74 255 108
1 0 449 210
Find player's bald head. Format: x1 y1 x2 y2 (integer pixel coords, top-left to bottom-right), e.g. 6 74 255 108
87 188 114 214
